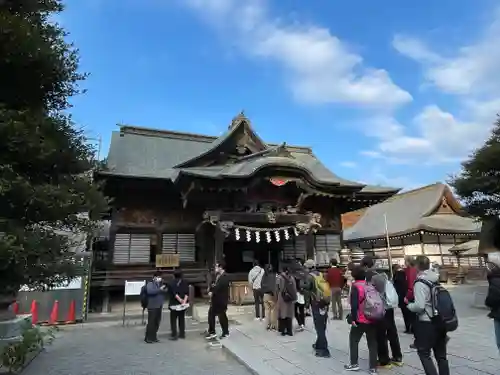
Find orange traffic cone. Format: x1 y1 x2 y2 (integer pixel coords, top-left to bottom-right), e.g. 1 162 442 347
30 300 38 325
66 300 76 324
49 300 59 325
12 301 19 315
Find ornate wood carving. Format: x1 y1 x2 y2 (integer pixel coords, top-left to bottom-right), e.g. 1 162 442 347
180 182 196 209
219 221 234 237
115 208 157 225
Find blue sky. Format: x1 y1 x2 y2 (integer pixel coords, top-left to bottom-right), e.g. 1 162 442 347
60 0 500 189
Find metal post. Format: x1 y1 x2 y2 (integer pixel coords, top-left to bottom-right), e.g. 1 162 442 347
384 214 393 278
122 294 126 327
187 284 195 317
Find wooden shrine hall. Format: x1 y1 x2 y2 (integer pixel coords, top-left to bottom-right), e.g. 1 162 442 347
91 112 399 305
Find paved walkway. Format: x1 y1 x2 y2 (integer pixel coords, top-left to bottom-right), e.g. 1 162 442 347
223 310 500 375
21 317 251 375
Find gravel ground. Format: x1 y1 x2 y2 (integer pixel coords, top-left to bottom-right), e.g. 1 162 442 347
22 320 251 375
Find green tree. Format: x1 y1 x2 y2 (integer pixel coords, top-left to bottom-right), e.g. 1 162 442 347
0 0 107 311
450 116 500 218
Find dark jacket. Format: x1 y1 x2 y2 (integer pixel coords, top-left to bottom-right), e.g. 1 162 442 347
146 280 165 309
393 269 408 306
168 278 189 307
261 271 276 295
210 272 230 312
485 270 500 320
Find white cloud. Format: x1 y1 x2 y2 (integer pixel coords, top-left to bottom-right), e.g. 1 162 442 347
362 104 495 165
364 9 500 165
393 10 500 96
183 0 411 107
339 161 357 168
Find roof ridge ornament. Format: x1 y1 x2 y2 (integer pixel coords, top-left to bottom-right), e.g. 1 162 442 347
229 110 247 129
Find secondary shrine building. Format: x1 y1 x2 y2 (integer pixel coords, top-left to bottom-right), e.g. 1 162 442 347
342 183 482 280
91 113 399 305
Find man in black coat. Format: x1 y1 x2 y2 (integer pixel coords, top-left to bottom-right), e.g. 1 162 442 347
393 263 412 333
205 261 230 340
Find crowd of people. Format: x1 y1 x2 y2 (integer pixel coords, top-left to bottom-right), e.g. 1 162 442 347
247 254 462 375
140 251 500 375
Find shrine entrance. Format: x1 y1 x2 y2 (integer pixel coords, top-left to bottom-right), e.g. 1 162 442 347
223 237 283 274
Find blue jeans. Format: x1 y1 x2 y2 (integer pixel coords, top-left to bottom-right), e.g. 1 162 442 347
495 319 500 351
312 304 329 353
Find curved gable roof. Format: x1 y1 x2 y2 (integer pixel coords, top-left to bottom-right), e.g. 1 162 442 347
344 183 480 241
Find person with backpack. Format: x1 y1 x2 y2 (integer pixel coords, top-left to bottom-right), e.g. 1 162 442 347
143 272 167 343
248 260 265 321
304 259 331 358
293 262 308 331
261 264 278 331
484 252 500 353
371 271 403 368
326 258 345 320
276 266 297 336
406 255 452 375
344 266 378 373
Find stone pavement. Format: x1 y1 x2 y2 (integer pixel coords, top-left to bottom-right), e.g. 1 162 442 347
222 286 500 375
22 317 251 375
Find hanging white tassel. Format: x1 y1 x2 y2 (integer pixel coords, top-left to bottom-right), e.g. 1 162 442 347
266 231 272 243
235 228 240 240
293 227 299 236
255 231 260 243
284 229 290 240
274 230 280 242
246 230 251 242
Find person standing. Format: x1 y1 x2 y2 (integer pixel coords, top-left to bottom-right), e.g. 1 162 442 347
293 261 307 331
393 264 411 332
276 266 297 336
371 271 403 368
404 257 418 348
326 258 344 320
261 264 277 331
406 256 449 375
168 270 189 340
485 252 500 353
144 272 167 343
344 266 378 374
304 259 331 358
206 261 230 340
248 261 265 321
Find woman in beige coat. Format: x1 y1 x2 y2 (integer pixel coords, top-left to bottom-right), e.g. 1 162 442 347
275 266 297 336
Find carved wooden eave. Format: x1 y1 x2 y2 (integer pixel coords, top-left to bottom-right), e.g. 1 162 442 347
199 210 322 237
175 112 267 168
180 181 196 208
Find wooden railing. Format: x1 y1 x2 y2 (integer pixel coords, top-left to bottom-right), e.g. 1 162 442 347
91 263 208 287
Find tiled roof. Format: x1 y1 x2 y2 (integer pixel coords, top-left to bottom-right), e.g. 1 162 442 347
344 183 481 241
101 119 398 195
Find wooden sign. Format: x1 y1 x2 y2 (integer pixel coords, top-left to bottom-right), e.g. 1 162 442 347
155 254 180 268
269 177 290 187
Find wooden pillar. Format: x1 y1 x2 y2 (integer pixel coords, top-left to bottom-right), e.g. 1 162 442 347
437 234 444 265
214 225 225 266
419 231 425 254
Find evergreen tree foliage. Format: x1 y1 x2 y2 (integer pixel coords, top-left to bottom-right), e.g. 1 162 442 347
450 116 500 219
0 0 108 295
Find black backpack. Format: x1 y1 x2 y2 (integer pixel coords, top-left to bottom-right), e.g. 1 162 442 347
140 283 149 309
416 279 458 332
281 276 296 303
